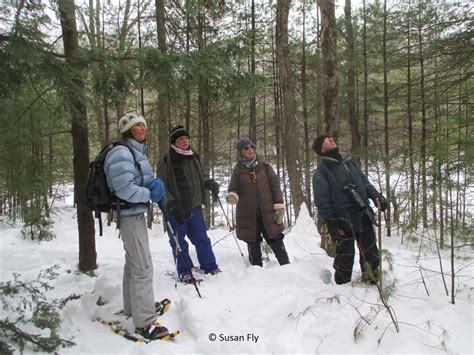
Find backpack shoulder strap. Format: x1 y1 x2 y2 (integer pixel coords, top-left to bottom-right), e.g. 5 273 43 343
318 162 330 181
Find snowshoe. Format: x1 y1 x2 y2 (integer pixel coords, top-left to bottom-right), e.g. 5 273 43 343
136 320 173 341
166 270 203 284
179 273 203 284
94 317 179 343
114 298 171 317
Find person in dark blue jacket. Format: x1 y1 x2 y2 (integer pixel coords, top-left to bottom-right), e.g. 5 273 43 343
312 135 387 285
104 113 169 340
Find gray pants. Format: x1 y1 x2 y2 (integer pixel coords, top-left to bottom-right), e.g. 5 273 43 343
120 214 155 328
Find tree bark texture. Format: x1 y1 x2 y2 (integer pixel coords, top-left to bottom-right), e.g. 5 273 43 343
345 0 360 165
58 0 97 271
318 0 338 137
156 0 170 158
276 0 305 217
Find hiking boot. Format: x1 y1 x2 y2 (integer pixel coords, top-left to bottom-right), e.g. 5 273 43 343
136 320 169 340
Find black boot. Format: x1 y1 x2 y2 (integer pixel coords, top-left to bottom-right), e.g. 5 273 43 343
269 239 290 266
247 242 263 266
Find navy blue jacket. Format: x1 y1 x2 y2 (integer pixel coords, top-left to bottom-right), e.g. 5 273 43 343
312 152 380 233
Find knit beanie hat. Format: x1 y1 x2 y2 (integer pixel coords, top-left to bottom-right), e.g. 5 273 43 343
118 113 147 133
169 125 189 144
312 135 330 156
235 137 254 152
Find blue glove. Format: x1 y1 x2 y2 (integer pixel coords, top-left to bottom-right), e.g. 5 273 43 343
149 178 162 190
149 179 167 204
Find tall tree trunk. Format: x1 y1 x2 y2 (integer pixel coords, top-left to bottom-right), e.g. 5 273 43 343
382 0 391 236
318 0 338 136
276 0 305 217
362 0 368 174
87 0 106 146
301 0 312 212
271 28 282 175
345 0 360 165
417 0 428 229
156 0 170 157
407 0 416 226
248 0 257 143
197 9 211 224
58 0 96 271
315 4 322 136
185 2 191 131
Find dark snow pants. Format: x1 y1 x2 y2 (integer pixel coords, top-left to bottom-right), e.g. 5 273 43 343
247 208 290 266
166 206 218 277
333 216 379 285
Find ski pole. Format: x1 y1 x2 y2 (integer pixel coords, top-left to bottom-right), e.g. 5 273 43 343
216 196 248 266
376 198 382 288
159 204 202 298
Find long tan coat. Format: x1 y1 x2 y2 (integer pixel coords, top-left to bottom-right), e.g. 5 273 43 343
228 161 284 242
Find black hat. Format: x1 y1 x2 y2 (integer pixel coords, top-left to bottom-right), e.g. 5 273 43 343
312 135 330 155
235 137 254 152
170 125 189 144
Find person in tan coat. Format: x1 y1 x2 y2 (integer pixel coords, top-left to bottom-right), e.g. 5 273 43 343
226 137 290 266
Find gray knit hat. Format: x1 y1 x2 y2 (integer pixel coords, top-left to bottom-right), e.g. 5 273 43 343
235 137 254 152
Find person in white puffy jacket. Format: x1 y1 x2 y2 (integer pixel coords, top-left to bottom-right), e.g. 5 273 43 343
104 113 169 341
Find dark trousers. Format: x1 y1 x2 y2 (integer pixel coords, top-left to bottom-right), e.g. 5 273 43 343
247 209 290 266
333 216 379 284
166 206 218 277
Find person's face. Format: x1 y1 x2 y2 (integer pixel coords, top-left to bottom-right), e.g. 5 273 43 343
240 144 256 158
131 122 146 143
175 135 190 150
321 136 338 153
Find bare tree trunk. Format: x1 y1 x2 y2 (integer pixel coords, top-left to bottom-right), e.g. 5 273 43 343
382 0 391 236
248 0 257 143
433 25 443 246
345 0 360 165
315 5 323 137
271 29 282 176
185 2 191 131
276 0 305 217
301 0 312 212
197 10 211 224
318 0 338 136
156 0 170 157
87 0 106 146
362 0 369 174
407 0 416 226
58 0 96 271
417 0 428 229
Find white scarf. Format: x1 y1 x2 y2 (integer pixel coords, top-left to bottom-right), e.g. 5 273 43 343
171 144 193 156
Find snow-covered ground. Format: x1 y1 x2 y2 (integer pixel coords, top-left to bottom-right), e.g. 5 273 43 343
1 187 473 354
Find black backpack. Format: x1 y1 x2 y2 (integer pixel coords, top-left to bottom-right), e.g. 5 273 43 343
86 141 143 235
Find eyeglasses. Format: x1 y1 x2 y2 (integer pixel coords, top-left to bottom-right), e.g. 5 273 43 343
244 145 255 151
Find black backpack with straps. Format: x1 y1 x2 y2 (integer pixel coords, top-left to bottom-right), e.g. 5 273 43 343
86 141 143 235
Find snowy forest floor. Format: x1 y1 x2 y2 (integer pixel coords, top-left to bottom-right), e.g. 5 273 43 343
0 187 473 354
